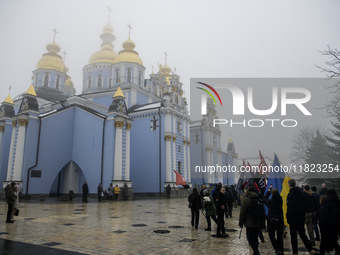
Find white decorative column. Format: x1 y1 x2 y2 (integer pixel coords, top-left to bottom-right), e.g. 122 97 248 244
13 118 28 181
113 120 124 180
165 135 172 182
206 147 212 184
0 125 4 149
183 140 187 180
187 141 191 183
172 136 176 173
125 122 131 181
6 120 17 181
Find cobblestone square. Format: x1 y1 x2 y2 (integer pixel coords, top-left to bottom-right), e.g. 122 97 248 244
0 197 324 255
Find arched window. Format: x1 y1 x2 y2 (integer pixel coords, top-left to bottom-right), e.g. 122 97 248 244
35 74 38 87
139 71 142 86
97 76 102 87
88 78 91 89
56 75 60 89
175 94 178 104
178 161 182 174
127 69 132 83
115 69 120 83
44 74 49 87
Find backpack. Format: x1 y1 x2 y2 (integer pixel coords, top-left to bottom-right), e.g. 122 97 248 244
249 197 264 220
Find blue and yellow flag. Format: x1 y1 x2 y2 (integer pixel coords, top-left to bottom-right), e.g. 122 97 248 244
264 154 291 227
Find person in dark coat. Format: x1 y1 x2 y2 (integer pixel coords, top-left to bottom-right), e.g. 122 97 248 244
311 186 320 241
286 179 315 255
302 185 317 247
215 186 228 238
6 182 16 223
188 188 202 229
166 184 171 199
319 183 328 196
318 195 340 255
123 183 129 200
263 188 284 255
225 185 234 218
82 181 89 202
202 189 218 231
327 188 340 238
239 185 265 255
97 183 103 202
69 188 75 201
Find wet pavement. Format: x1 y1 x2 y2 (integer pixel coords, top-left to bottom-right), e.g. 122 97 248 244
0 197 325 254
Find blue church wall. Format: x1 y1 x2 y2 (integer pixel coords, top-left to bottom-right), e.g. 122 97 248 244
102 118 115 189
225 152 236 185
136 92 147 105
0 122 13 184
27 109 75 194
83 66 111 93
190 129 206 185
71 108 104 193
130 113 165 193
26 107 105 194
93 95 113 108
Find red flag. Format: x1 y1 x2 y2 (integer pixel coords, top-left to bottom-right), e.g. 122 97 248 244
258 150 268 175
174 170 186 186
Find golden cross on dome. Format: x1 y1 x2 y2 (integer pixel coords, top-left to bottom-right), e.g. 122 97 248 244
127 23 132 36
106 5 113 20
164 51 168 63
62 50 67 61
52 28 58 40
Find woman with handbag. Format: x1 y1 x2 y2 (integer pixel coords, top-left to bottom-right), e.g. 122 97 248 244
11 186 19 220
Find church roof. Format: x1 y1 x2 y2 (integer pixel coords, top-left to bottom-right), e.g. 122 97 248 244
35 87 67 102
128 102 162 113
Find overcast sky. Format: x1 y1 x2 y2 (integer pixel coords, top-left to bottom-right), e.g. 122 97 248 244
1 0 340 162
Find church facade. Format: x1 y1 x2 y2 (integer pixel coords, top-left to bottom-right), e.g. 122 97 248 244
0 20 191 196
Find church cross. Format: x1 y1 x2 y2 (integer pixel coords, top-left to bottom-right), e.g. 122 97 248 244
52 28 58 40
106 5 113 20
62 50 67 61
127 23 132 36
164 51 168 63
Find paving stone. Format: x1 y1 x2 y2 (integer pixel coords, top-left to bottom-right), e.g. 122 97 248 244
0 198 322 255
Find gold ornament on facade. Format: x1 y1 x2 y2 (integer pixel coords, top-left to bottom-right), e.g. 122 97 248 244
18 119 28 126
12 120 17 127
187 141 190 146
183 140 187 145
172 136 177 142
126 123 132 130
164 135 172 141
114 121 124 128
0 126 4 132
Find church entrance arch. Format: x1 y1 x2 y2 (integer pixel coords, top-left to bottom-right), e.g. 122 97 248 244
49 161 86 196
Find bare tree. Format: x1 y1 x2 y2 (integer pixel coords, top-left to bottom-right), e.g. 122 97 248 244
291 125 328 165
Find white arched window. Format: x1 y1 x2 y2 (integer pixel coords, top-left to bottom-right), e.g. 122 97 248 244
127 69 132 83
97 76 102 87
88 78 91 89
115 69 120 83
56 75 60 89
44 73 49 87
139 71 142 86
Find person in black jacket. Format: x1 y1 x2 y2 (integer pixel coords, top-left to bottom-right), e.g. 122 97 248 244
302 185 317 247
225 185 234 218
97 183 103 202
318 195 340 255
263 188 284 255
215 187 228 238
311 186 320 241
327 189 340 238
188 188 202 229
286 179 315 255
82 181 89 202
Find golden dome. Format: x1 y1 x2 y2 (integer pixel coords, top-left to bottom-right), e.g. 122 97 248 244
103 22 113 34
162 64 171 75
65 76 74 88
113 36 143 66
89 22 117 64
36 39 65 72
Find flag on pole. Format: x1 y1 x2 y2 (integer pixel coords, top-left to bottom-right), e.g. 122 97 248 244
264 154 291 227
173 170 186 186
255 150 268 194
236 159 247 193
258 150 268 175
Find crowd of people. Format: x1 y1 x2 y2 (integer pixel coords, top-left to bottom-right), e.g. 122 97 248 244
188 181 340 255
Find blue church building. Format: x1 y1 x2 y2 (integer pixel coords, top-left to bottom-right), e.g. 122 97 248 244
0 19 191 196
